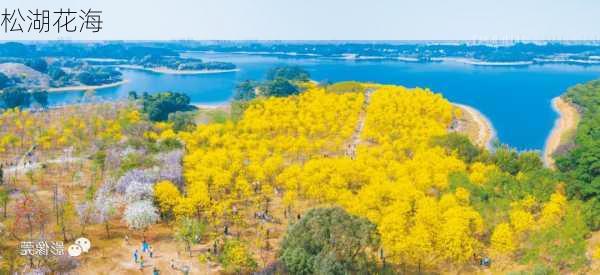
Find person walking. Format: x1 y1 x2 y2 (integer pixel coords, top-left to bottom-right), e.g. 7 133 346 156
149 245 154 258
142 239 149 253
133 249 139 263
139 255 145 270
153 267 160 275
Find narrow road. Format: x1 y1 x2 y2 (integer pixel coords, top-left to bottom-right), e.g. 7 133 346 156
2 156 83 174
346 89 374 159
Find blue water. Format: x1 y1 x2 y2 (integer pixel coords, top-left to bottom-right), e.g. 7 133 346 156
47 52 600 151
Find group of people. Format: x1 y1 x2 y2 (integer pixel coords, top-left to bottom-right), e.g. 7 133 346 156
132 238 158 273
128 235 192 274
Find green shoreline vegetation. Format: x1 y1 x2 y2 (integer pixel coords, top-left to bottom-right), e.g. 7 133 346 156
555 80 600 229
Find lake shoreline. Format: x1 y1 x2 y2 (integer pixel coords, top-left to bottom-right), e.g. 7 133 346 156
119 65 240 75
454 103 496 149
543 97 580 168
192 103 230 110
47 79 129 92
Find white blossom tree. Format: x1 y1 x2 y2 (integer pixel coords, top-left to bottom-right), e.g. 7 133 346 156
123 200 159 237
124 180 153 202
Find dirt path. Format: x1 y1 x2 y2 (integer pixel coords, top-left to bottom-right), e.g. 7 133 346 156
543 97 580 168
2 156 83 174
453 103 495 149
346 89 373 158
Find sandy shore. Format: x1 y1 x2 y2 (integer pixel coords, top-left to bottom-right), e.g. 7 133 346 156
193 103 228 109
454 103 496 149
47 79 129 92
543 97 580 168
119 65 239 75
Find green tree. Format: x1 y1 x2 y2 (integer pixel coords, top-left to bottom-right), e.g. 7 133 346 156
0 87 30 109
517 151 543 172
142 92 194 121
493 145 520 175
522 202 589 272
0 186 9 218
25 58 48 73
48 66 67 81
262 78 299 97
233 80 258 101
279 207 380 275
31 90 48 108
175 217 206 257
128 90 139 100
582 198 600 230
556 80 600 201
430 133 482 163
0 72 10 89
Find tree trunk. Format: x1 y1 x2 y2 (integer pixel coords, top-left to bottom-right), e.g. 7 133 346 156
105 222 110 238
62 222 68 242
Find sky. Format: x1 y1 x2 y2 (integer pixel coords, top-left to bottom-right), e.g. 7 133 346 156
1 0 600 41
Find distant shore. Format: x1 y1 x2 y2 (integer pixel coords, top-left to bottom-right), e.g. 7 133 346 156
433 57 533 66
119 65 240 75
454 103 496 149
47 79 129 92
543 97 580 168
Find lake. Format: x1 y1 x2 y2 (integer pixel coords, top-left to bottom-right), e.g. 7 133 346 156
47 52 600 151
